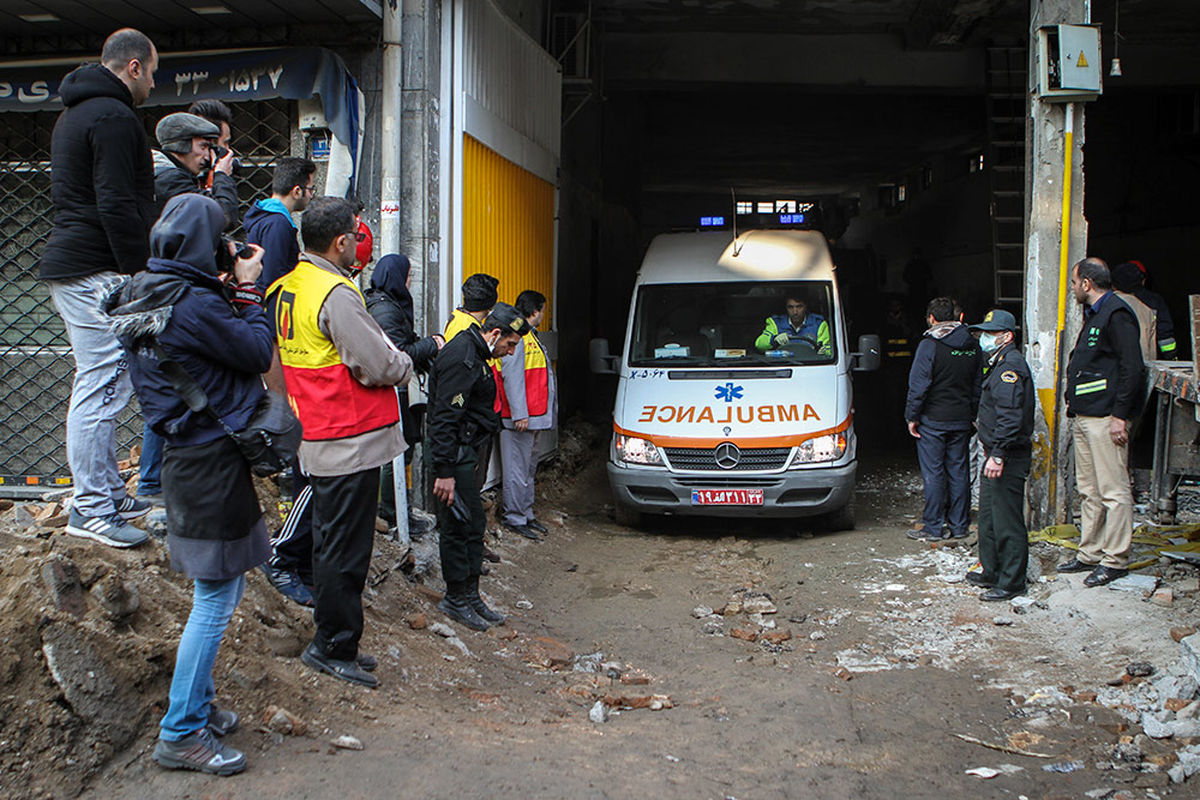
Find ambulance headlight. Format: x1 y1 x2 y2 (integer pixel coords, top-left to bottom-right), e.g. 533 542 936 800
789 433 847 466
615 433 663 466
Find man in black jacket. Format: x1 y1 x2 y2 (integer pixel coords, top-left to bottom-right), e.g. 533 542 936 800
905 297 982 542
1057 258 1145 587
428 303 528 631
37 28 159 548
152 112 238 229
966 310 1034 601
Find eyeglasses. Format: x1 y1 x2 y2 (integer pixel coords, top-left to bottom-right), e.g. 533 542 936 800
301 185 315 195
344 230 367 243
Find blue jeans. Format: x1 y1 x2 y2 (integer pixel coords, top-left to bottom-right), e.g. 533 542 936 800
48 272 135 517
159 575 245 741
139 424 163 495
916 426 971 536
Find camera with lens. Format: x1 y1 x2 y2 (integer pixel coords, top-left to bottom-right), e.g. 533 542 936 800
217 235 255 273
212 145 242 174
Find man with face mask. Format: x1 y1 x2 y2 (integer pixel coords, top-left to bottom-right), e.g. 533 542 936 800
265 197 413 688
966 310 1034 600
428 302 530 630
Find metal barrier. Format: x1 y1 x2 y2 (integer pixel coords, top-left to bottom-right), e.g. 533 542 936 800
0 98 294 489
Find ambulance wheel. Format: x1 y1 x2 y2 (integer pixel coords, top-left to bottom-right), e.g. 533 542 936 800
822 498 856 532
613 502 644 528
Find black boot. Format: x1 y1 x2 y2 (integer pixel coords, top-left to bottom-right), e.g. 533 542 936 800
466 576 506 625
438 582 490 631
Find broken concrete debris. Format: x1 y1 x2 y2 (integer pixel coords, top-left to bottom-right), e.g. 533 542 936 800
264 705 307 736
331 734 364 751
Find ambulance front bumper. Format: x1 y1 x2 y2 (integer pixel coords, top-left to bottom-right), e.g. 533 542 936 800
607 460 855 519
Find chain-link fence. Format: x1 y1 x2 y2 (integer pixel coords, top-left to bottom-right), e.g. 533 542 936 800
0 98 294 487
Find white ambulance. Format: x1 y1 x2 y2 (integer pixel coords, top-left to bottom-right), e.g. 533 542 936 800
590 229 880 529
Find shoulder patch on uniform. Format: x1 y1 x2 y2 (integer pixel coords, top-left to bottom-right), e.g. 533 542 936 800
451 393 464 407
1000 370 1018 383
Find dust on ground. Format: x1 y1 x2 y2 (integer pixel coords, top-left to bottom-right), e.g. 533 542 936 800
1 439 1199 799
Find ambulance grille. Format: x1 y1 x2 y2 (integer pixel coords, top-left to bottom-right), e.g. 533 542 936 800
663 447 791 471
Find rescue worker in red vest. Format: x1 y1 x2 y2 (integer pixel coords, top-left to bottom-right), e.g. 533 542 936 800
265 197 412 688
498 290 558 541
429 302 529 630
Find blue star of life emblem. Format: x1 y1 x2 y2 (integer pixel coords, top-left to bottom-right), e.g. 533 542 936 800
714 383 744 402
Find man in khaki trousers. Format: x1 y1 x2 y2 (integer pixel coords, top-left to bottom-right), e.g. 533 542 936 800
1056 258 1145 587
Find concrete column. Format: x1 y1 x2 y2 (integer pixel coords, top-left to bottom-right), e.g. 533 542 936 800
1024 0 1091 528
396 0 445 507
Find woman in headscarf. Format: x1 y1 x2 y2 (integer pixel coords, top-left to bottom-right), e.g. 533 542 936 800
104 193 273 776
364 254 443 526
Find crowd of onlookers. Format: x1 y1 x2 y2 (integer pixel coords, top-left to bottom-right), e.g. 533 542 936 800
38 28 557 777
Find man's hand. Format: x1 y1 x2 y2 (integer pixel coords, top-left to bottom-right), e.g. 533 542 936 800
772 332 790 347
1110 416 1129 446
907 420 921 439
433 334 446 350
233 242 264 285
514 418 530 432
214 147 236 175
433 476 456 506
984 456 1004 479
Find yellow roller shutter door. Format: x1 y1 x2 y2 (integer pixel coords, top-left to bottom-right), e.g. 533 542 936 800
463 134 555 321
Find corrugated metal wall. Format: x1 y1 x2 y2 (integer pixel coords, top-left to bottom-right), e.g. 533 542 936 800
463 134 556 316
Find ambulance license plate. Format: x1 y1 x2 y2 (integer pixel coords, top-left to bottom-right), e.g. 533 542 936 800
691 489 764 506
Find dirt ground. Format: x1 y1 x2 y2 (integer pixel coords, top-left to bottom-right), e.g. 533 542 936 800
4 439 1200 800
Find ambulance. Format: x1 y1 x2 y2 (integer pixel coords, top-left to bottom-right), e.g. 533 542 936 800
590 229 880 529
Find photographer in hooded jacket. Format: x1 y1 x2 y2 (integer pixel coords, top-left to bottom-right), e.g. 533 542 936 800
103 193 273 776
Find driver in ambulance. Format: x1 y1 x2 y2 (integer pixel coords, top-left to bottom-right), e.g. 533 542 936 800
755 294 831 355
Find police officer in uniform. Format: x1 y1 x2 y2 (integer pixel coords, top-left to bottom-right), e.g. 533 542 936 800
966 309 1034 600
428 302 530 630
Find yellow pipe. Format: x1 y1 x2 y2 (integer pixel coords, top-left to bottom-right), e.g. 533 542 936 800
1047 102 1076 520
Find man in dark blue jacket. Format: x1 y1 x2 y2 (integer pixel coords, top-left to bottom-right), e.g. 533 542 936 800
245 157 317 291
37 28 159 548
905 297 982 541
244 156 318 606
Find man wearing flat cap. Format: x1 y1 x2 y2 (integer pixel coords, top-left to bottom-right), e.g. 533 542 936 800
967 309 1034 601
152 111 238 229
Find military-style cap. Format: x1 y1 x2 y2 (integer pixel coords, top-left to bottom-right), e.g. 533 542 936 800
155 112 220 154
486 301 531 337
969 308 1018 332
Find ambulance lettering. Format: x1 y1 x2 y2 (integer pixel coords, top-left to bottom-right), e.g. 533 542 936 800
635 404 820 424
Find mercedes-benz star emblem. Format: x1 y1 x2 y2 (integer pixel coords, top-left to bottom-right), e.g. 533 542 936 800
714 442 741 470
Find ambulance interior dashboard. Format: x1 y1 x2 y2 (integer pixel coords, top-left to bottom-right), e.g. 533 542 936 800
629 281 837 367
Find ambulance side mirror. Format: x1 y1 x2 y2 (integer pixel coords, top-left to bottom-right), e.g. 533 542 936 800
590 338 620 374
852 334 881 372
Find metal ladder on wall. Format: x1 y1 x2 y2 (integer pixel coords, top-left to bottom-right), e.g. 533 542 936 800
987 46 1028 318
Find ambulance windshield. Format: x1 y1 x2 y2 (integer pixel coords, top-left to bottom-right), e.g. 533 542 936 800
629 281 837 367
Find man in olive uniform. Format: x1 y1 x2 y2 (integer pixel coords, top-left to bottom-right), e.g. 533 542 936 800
966 309 1034 601
428 302 530 630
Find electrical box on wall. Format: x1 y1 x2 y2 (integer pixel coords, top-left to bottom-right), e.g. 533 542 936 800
1037 24 1102 102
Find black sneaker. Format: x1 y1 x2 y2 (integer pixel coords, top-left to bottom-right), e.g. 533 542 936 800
152 727 246 776
260 565 314 607
207 704 239 737
526 519 549 534
113 494 152 520
301 643 378 688
503 522 541 541
905 527 944 542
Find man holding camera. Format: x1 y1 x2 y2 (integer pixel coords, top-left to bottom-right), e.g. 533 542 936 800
266 197 412 688
152 111 238 229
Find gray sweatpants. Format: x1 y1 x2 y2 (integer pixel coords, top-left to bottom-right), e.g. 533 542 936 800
49 272 135 518
499 428 539 526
